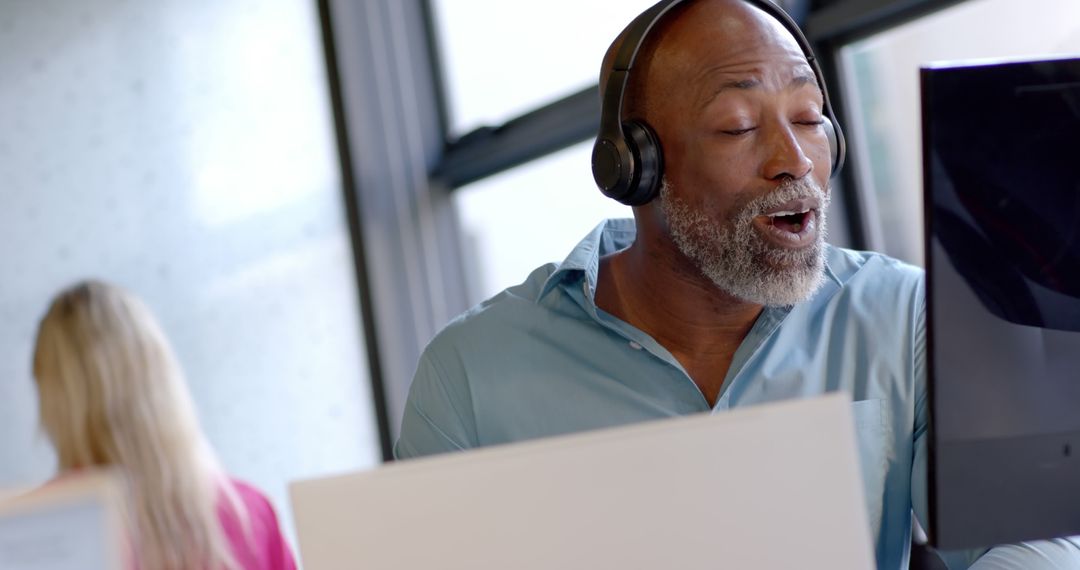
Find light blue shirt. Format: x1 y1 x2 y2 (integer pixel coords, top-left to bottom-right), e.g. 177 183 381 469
395 218 1079 569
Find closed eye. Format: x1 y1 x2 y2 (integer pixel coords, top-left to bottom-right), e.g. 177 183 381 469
721 127 757 136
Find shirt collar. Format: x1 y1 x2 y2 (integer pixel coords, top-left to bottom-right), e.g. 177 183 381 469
539 218 636 300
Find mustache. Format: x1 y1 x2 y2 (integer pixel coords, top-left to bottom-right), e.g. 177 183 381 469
743 178 828 217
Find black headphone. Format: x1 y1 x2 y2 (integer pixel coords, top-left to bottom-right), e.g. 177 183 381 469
591 0 847 206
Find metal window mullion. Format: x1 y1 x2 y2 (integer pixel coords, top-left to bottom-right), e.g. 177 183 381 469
323 0 470 458
388 0 452 329
362 0 435 344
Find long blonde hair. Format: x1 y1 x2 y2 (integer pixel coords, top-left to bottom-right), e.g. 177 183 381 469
33 280 239 570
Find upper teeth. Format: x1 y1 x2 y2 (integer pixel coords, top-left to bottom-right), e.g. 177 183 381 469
770 209 809 217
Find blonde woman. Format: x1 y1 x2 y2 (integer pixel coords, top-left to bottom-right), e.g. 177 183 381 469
32 280 297 570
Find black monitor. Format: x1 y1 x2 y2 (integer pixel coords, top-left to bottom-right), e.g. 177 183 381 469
923 55 1080 550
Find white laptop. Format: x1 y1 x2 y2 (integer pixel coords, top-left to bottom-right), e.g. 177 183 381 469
0 470 126 570
291 393 874 569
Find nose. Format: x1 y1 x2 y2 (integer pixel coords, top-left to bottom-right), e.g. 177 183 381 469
761 123 814 181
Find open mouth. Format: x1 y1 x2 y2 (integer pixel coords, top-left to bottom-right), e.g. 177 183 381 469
753 197 821 248
768 209 813 234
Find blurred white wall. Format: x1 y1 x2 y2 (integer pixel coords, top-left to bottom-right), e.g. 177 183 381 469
0 0 380 544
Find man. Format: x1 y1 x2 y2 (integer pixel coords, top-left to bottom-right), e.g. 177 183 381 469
395 0 1080 568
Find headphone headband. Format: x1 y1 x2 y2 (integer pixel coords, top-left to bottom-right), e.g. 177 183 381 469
592 0 847 206
610 1 692 74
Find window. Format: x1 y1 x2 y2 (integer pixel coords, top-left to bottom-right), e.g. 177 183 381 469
430 0 659 136
454 141 632 304
429 0 661 303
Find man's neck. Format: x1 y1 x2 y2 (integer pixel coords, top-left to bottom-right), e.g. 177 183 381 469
595 239 763 405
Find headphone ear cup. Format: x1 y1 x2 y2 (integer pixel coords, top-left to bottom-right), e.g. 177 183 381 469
823 116 845 175
592 135 633 201
619 121 664 206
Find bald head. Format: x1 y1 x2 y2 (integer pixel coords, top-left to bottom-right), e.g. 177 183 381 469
599 0 814 126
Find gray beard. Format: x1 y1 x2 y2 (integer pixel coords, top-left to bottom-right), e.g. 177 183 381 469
660 177 830 307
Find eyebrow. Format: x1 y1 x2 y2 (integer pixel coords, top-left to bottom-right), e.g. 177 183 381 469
702 72 820 106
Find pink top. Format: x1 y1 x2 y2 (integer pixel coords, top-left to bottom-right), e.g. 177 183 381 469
41 471 297 569
218 479 298 570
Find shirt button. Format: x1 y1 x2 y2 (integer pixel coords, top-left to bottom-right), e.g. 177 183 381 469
629 341 642 350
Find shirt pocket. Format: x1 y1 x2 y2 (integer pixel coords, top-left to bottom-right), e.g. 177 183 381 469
851 398 890 543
